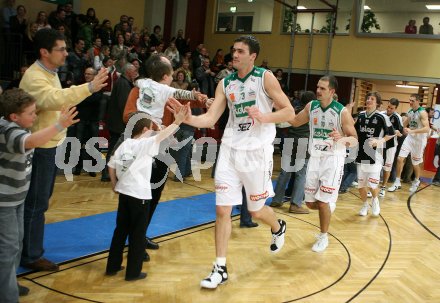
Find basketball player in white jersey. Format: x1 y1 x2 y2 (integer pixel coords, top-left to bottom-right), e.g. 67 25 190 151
167 35 294 289
288 75 357 252
388 94 430 193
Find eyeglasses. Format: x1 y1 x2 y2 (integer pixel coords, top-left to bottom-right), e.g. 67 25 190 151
52 47 67 52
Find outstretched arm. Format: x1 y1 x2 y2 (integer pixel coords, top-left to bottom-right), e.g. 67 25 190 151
288 102 311 127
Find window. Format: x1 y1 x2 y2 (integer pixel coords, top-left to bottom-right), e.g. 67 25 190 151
216 0 274 33
355 0 440 38
281 0 353 34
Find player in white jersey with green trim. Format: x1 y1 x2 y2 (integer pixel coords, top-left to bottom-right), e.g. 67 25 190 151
388 94 430 193
167 35 294 289
289 75 357 253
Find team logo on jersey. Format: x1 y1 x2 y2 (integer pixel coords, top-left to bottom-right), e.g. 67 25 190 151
359 125 375 135
313 128 331 139
372 117 377 124
248 90 256 99
140 87 155 109
234 100 256 117
237 117 255 131
229 93 236 102
250 190 269 201
329 121 335 128
228 83 236 91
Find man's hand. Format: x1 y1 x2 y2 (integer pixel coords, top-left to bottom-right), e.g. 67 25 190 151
395 129 402 137
90 68 108 92
403 127 411 135
58 106 80 128
329 128 343 141
193 90 207 102
246 105 267 123
173 103 190 125
166 97 184 114
205 98 214 109
368 137 384 148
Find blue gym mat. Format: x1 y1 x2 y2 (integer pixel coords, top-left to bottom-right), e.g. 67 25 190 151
18 192 241 275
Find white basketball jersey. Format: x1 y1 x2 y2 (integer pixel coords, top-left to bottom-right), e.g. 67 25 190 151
407 106 427 140
308 100 346 156
221 67 275 150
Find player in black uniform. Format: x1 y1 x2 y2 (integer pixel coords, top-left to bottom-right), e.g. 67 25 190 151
355 92 395 217
379 98 404 197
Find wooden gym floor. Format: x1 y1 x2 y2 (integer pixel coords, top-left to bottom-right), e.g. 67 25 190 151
17 157 440 303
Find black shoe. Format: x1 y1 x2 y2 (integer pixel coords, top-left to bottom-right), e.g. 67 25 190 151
339 188 347 194
18 284 29 296
240 222 259 228
73 167 81 175
145 237 159 250
89 172 97 177
125 272 147 281
105 266 125 276
143 251 150 262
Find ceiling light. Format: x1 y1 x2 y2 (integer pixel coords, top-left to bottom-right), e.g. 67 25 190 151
297 6 307 10
230 6 236 13
248 0 253 2
426 5 440 10
396 84 421 89
364 5 371 10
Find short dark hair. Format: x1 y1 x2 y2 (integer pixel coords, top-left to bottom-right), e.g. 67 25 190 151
34 28 65 59
366 91 382 107
0 88 35 120
128 112 152 137
145 55 172 82
319 75 338 91
410 93 421 102
234 35 260 57
389 97 399 107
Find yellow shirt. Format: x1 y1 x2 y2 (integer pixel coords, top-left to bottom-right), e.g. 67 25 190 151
19 61 91 148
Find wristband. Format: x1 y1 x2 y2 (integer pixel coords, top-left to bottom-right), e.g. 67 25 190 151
55 122 64 132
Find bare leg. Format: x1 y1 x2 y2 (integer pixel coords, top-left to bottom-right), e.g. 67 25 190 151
317 201 331 233
215 205 233 258
359 187 368 201
249 205 280 233
305 201 319 210
370 186 379 198
413 163 421 180
395 156 405 179
382 170 391 187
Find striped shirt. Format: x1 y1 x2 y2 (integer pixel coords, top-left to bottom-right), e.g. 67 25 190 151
0 118 33 207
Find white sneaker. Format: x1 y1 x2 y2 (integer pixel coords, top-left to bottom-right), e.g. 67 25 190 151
367 191 372 198
409 179 421 193
312 233 329 252
351 181 358 187
270 219 286 254
388 183 401 192
379 187 386 198
359 202 369 216
200 263 228 289
371 198 380 216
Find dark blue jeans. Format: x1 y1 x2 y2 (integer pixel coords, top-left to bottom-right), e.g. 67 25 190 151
340 161 357 191
21 147 58 265
173 128 194 178
240 188 253 225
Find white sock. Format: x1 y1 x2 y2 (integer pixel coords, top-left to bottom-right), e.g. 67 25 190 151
395 177 401 184
216 257 226 266
320 232 328 238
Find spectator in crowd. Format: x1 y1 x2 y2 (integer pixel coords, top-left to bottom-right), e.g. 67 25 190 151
195 57 216 97
35 11 51 31
97 19 114 46
149 25 162 47
66 37 87 84
87 36 102 65
211 48 225 74
94 44 110 70
419 17 433 35
260 58 269 69
405 19 417 34
72 67 103 176
174 29 190 54
85 7 99 29
76 14 93 50
113 14 128 36
215 60 234 84
274 68 289 95
223 45 233 64
5 65 28 90
9 4 27 36
164 41 180 69
22 22 38 64
1 0 16 33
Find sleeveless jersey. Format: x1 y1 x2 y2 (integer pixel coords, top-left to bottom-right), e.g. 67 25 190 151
382 111 403 149
355 110 394 164
407 106 427 140
308 100 345 157
221 67 275 150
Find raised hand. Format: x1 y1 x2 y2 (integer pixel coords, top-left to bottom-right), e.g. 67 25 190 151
58 106 80 128
246 105 265 122
90 68 108 92
166 97 184 114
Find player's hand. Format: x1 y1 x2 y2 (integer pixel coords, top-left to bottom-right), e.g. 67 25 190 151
205 98 214 109
368 138 384 148
173 103 190 124
194 90 207 102
395 130 402 137
246 105 266 123
166 97 184 114
58 106 80 128
329 128 342 141
90 68 108 92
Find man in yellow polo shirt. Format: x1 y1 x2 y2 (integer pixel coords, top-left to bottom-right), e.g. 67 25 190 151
19 28 107 271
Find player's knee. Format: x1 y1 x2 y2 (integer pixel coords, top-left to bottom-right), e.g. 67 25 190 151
305 202 316 209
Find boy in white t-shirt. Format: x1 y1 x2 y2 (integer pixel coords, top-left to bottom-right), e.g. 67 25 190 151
136 54 207 127
105 106 188 281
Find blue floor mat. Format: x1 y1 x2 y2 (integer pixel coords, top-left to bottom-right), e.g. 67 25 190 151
18 192 241 275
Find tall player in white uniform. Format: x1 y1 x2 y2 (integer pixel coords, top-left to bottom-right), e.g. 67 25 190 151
288 75 357 252
388 94 430 193
167 36 294 289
